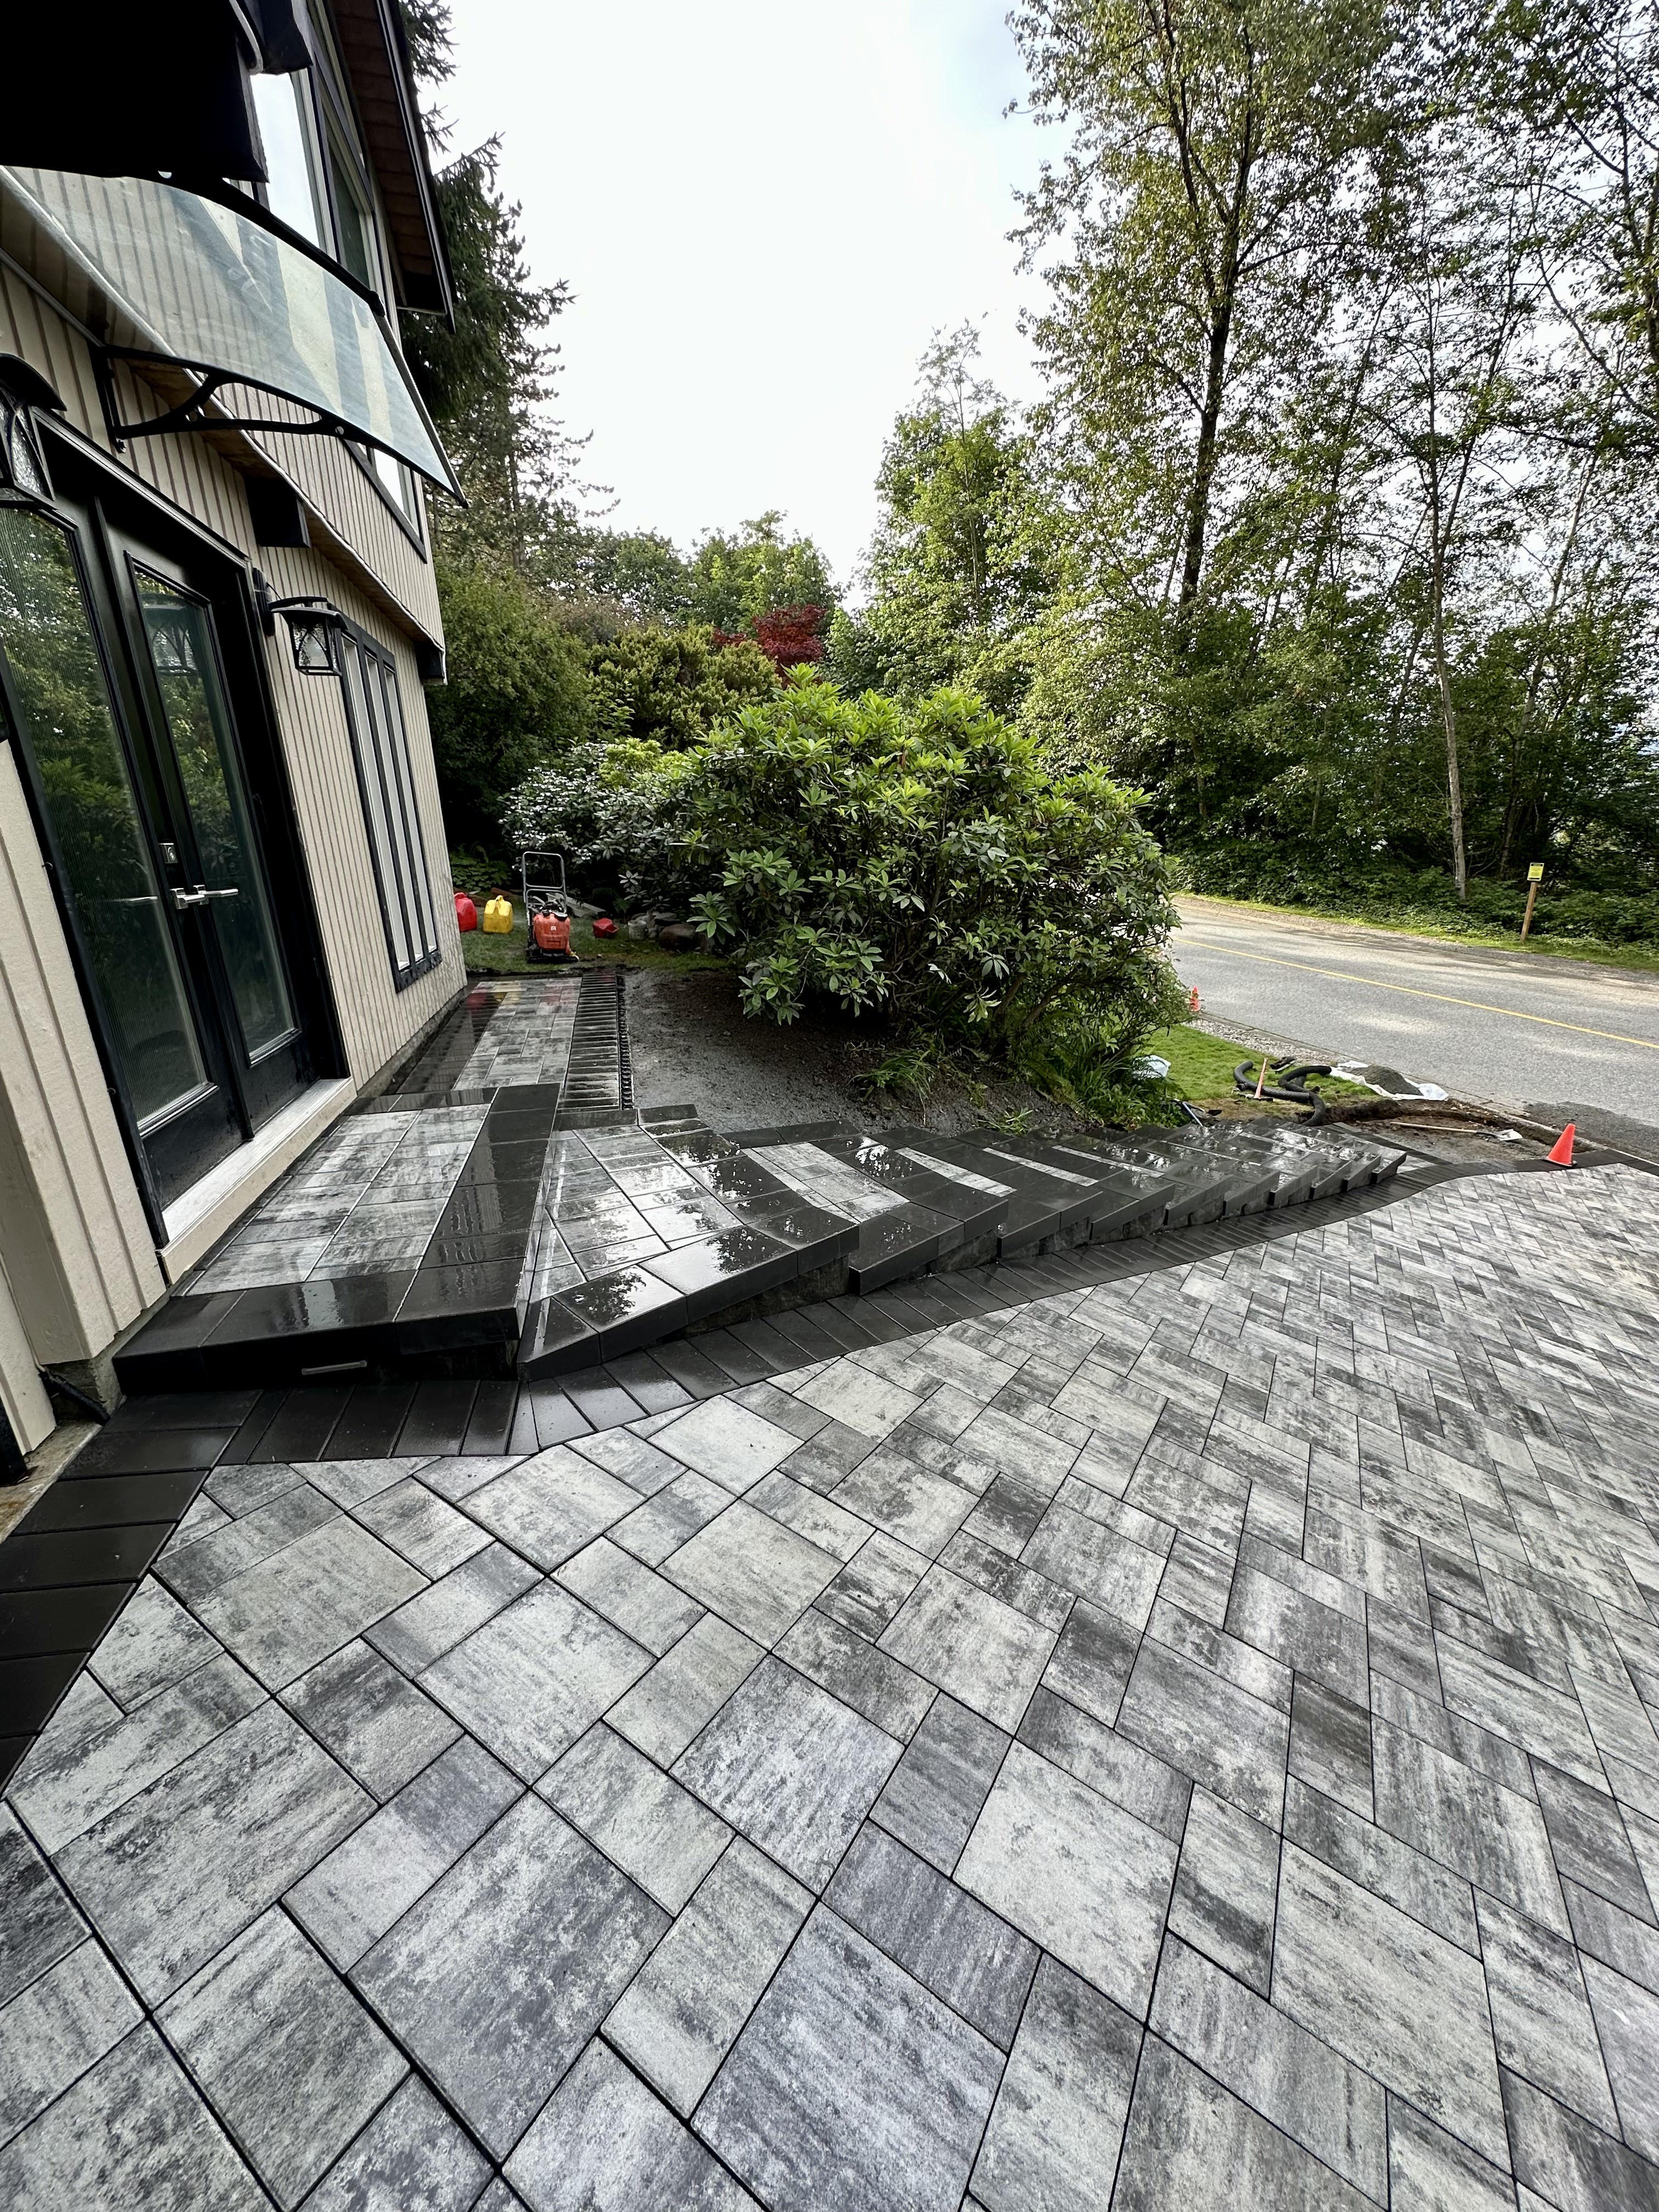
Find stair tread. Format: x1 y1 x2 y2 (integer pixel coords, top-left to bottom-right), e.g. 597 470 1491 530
120 1077 1407 1391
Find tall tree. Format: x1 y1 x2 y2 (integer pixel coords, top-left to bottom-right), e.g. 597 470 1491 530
1002 0 1659 899
398 1 584 573
685 513 837 631
1012 0 1398 629
551 528 696 623
1360 135 1534 896
830 328 1053 709
403 142 584 572
1490 0 1659 436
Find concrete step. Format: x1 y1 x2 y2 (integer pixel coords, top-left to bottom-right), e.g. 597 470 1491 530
879 1127 1176 1256
731 1128 1006 1289
116 1041 1408 1392
518 1115 860 1378
991 1131 1242 1227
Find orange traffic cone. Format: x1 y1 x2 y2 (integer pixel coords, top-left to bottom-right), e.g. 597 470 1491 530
1546 1122 1576 1166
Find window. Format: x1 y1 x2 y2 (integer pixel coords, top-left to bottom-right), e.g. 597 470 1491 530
337 628 440 987
329 137 379 293
351 439 424 543
250 74 326 248
369 447 419 526
251 54 385 309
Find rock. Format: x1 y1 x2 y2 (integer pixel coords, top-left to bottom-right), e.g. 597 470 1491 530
657 922 701 952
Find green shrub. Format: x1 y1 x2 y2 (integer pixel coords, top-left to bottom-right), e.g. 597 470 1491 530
1177 840 1659 945
447 844 517 902
680 674 1184 1061
584 626 780 749
500 738 699 907
426 560 591 844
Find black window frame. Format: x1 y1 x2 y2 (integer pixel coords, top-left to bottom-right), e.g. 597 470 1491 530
346 437 427 555
335 620 442 990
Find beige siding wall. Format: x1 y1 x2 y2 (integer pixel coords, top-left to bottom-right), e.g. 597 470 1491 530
243 542 461 1085
0 266 460 1399
0 748 166 1386
0 1252 55 1454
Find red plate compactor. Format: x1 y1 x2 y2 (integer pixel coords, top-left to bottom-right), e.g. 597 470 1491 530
521 850 572 961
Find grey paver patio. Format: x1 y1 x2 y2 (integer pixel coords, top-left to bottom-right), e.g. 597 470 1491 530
5 1165 1659 2207
155 1909 406 2206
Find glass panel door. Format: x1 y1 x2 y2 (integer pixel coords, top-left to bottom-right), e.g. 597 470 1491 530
132 571 296 1059
104 518 314 1136
0 506 242 1199
1 445 327 1222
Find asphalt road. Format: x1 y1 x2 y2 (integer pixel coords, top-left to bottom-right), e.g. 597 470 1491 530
1171 896 1659 1136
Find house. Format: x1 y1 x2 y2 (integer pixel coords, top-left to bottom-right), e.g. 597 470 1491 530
0 0 464 1468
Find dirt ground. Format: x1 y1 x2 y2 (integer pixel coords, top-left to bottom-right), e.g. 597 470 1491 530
624 968 1115 1138
1337 1118 1557 1165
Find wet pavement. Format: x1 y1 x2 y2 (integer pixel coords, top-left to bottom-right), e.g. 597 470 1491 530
4 1164 1658 2208
1174 896 1659 1135
121 973 1409 1394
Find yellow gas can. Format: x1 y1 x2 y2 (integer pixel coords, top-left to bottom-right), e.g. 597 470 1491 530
482 894 513 934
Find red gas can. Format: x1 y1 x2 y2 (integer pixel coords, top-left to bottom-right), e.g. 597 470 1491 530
454 892 477 932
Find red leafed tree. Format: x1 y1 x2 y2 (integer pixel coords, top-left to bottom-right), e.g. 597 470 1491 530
714 605 826 676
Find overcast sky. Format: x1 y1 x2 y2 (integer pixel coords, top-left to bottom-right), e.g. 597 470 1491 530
441 0 1062 590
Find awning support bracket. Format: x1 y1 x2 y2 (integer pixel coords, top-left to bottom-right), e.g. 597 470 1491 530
93 347 368 454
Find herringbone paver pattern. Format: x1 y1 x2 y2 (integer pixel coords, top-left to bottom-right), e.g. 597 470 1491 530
4 1167 1658 2209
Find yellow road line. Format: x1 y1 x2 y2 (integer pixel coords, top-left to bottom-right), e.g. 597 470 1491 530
1180 937 1659 1052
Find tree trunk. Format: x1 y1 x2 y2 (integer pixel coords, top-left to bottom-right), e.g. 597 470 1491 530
1427 512 1468 899
1503 453 1599 875
1421 294 1468 903
1177 307 1235 622
1435 630 1469 900
1166 23 1255 633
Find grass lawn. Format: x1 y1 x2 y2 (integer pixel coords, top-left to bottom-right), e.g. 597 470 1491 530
1179 890 1659 979
461 914 729 977
1143 1023 1375 1108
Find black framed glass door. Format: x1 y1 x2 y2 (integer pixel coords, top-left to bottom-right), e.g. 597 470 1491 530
120 546 307 1126
0 465 317 1214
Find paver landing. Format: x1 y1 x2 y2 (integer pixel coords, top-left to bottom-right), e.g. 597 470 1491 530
4 1166 1659 2209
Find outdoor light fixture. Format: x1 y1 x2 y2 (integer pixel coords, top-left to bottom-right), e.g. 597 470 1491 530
0 356 65 510
272 595 346 674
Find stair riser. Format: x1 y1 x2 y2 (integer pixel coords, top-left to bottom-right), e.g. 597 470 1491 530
688 1254 855 1336
933 1228 1003 1275
117 1323 521 1395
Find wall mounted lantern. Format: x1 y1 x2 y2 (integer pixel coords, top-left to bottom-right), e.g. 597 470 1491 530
0 356 66 510
271 595 346 675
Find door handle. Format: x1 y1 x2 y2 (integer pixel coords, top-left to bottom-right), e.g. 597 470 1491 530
171 884 241 909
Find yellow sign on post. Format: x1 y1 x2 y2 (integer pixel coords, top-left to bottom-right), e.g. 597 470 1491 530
1521 863 1544 941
